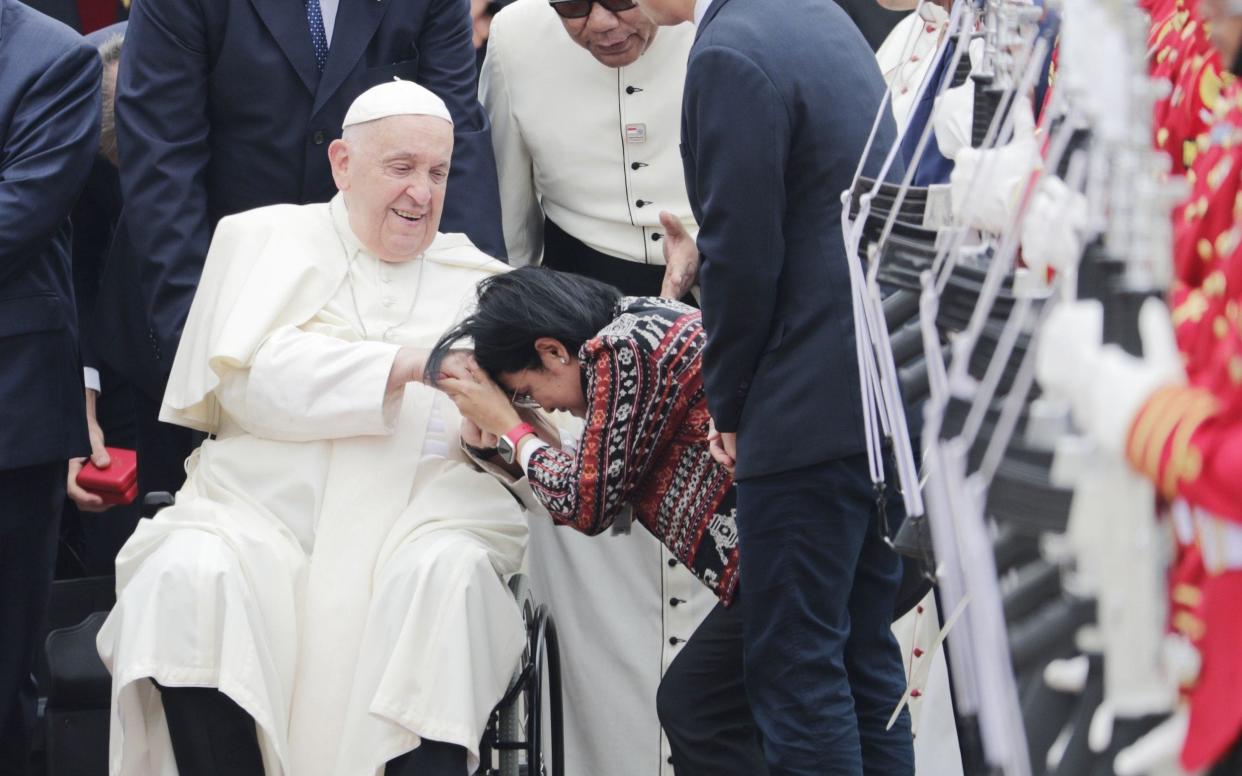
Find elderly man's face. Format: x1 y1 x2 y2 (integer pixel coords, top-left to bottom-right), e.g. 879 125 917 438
328 115 453 262
561 2 657 67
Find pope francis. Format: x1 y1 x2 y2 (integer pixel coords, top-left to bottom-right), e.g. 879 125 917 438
95 81 528 776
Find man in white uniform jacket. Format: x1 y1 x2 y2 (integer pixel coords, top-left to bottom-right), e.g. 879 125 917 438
95 81 528 776
480 4 716 775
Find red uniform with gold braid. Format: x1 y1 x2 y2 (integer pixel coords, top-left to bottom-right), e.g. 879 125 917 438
1126 79 1242 771
1146 0 1227 176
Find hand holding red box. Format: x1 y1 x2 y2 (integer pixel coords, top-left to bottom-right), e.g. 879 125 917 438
75 447 138 506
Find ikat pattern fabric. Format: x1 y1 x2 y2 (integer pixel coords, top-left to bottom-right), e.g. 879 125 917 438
526 298 740 604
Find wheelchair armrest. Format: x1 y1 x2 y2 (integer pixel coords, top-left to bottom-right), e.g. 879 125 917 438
44 611 112 710
142 491 175 518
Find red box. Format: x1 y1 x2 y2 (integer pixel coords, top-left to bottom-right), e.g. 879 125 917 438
97 482 139 506
76 447 138 498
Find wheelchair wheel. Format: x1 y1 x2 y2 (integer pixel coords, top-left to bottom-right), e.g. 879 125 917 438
525 605 563 776
479 576 564 776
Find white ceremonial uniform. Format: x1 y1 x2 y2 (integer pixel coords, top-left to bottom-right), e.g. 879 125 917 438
96 195 528 776
480 5 715 776
480 0 698 268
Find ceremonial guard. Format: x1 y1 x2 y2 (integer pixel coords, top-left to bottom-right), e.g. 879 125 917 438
1146 0 1225 176
1141 77 1242 773
1037 6 1242 768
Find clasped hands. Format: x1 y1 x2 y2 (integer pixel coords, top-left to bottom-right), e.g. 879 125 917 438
431 351 524 450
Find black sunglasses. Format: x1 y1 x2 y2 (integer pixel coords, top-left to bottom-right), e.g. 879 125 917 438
548 0 638 19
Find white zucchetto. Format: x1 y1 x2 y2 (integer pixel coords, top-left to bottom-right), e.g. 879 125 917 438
341 79 453 129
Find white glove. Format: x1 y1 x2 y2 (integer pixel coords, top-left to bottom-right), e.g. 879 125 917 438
949 96 1040 233
1112 709 1190 776
1043 655 1091 693
1036 298 1185 457
1021 175 1090 276
932 80 974 161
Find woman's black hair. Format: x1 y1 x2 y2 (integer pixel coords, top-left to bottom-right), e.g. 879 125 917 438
427 266 623 384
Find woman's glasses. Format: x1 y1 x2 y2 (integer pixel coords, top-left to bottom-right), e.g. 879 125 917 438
510 388 542 410
548 0 638 19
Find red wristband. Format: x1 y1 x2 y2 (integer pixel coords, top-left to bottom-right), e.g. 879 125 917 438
503 422 537 448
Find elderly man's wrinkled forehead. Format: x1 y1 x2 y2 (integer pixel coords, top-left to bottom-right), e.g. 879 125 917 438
341 114 454 161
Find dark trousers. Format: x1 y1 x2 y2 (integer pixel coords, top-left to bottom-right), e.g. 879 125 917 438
158 684 467 776
657 600 768 776
0 462 65 775
736 453 914 776
134 390 202 498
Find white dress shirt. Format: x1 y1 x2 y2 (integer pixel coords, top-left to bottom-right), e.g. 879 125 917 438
693 0 713 26
321 0 339 44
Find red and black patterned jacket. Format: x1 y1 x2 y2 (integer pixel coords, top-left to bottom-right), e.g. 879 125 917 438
526 297 741 605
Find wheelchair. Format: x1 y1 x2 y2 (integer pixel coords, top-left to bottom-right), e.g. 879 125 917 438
477 574 565 776
39 492 565 776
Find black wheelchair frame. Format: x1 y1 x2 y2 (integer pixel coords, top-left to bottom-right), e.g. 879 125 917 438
476 575 565 776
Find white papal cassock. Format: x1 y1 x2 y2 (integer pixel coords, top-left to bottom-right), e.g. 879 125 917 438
96 194 528 776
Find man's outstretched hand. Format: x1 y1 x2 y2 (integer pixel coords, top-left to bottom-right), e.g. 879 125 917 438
659 211 699 300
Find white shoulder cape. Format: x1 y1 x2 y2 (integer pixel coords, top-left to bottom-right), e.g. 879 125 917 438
161 195 505 432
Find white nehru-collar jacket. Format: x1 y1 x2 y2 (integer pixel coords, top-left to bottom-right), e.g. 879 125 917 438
480 0 698 267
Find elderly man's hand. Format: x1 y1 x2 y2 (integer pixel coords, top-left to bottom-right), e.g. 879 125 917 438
434 349 477 383
659 211 699 300
438 361 524 438
707 418 736 474
461 417 500 450
67 388 111 513
388 346 429 393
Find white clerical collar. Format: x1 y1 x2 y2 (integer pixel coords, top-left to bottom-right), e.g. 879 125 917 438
693 0 714 26
329 192 367 260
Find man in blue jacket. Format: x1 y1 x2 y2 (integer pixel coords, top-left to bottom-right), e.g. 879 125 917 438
637 0 915 772
95 0 506 497
0 1 100 770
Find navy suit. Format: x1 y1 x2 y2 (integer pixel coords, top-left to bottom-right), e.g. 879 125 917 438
95 0 505 493
0 0 99 768
681 0 913 772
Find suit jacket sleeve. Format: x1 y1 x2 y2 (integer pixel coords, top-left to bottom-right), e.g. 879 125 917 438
0 41 100 287
478 11 542 267
683 45 790 433
113 0 212 374
420 0 507 260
